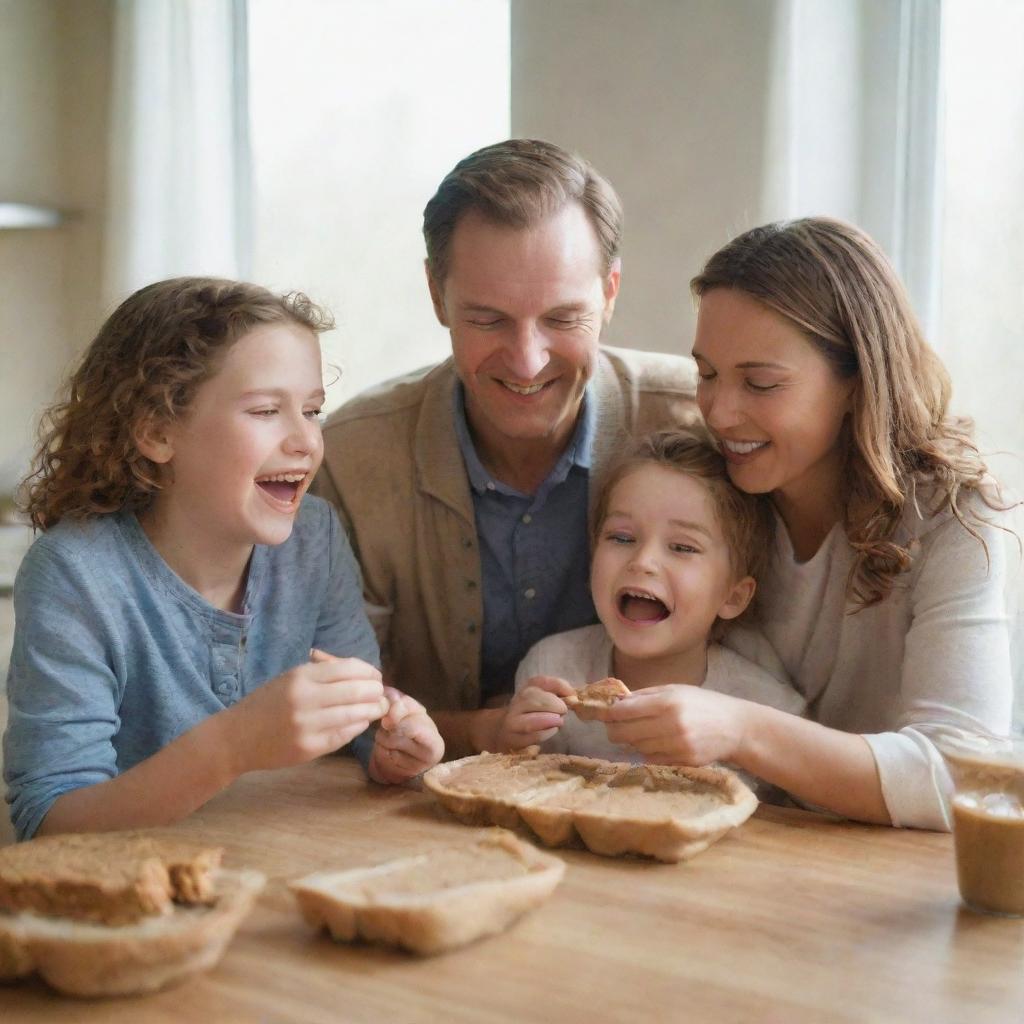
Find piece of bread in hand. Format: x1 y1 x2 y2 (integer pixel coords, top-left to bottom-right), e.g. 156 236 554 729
562 677 630 720
424 752 758 862
0 832 224 926
0 832 264 997
290 829 564 955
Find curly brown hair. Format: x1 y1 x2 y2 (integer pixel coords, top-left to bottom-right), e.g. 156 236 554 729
592 427 776 588
20 276 334 531
691 216 1011 608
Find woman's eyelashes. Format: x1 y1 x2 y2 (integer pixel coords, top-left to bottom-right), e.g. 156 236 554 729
697 371 781 392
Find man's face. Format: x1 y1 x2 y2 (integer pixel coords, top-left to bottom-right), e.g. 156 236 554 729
428 203 619 456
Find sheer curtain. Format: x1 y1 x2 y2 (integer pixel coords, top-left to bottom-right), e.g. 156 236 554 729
761 0 943 335
103 0 250 305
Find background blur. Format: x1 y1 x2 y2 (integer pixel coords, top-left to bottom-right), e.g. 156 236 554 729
1 0 1022 521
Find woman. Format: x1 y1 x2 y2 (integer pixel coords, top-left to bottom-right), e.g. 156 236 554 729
599 217 1017 830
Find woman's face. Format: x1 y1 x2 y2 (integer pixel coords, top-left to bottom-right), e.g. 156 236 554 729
692 288 855 508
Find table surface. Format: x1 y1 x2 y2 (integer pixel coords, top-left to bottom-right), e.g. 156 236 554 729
4 757 1023 1024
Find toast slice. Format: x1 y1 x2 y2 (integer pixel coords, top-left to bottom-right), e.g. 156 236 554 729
424 752 757 862
290 829 565 955
0 867 265 997
563 677 630 720
0 832 223 926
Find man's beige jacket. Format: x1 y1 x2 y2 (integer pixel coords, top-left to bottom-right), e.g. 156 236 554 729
314 346 698 712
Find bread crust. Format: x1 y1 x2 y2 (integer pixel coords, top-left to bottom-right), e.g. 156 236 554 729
0 868 264 997
290 830 565 955
424 753 757 862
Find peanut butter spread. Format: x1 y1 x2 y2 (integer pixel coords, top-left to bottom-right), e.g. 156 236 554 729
0 833 223 925
354 843 533 900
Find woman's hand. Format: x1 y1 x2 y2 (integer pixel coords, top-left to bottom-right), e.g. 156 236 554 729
594 684 748 765
368 688 445 784
489 676 577 752
224 655 388 775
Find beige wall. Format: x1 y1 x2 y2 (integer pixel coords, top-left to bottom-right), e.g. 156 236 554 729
511 0 779 357
0 0 112 498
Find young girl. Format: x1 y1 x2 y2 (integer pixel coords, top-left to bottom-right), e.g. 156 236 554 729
683 216 1017 830
486 429 806 761
3 277 444 841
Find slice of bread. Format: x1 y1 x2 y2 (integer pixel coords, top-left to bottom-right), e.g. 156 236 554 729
562 677 630 720
290 829 565 955
0 832 223 926
0 867 265 997
424 752 757 862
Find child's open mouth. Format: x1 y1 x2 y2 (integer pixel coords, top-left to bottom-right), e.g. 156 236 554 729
617 589 670 623
255 472 306 504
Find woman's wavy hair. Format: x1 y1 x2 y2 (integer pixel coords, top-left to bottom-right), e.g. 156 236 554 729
691 216 1006 609
21 276 334 531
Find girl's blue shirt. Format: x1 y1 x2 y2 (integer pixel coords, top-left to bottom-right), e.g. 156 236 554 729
3 495 379 840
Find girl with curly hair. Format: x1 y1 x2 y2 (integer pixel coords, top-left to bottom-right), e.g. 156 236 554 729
4 277 443 841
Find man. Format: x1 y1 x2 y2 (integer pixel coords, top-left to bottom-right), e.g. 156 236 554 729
314 139 697 755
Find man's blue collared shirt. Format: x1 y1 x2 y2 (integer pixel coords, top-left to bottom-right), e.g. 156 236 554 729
452 385 599 704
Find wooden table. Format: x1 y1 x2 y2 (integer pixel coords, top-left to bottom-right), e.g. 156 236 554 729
4 758 1023 1023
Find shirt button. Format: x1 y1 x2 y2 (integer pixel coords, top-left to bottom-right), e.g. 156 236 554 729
522 514 532 524
486 482 496 491
467 622 477 634
466 579 477 590
462 536 473 549
524 587 536 600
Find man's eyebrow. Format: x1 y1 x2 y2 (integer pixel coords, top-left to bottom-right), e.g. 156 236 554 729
459 303 506 315
458 301 592 316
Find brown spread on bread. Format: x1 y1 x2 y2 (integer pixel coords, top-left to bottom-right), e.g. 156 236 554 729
0 833 223 926
423 752 759 862
563 677 630 719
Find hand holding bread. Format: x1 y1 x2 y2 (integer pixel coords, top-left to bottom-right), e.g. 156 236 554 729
368 687 445 783
597 683 748 766
491 675 577 751
225 653 389 774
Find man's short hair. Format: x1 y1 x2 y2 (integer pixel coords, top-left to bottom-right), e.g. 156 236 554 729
423 138 623 283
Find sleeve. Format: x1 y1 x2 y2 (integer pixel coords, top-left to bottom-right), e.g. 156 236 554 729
310 463 393 658
864 510 1017 831
313 506 382 772
3 540 123 840
513 633 581 756
708 640 807 717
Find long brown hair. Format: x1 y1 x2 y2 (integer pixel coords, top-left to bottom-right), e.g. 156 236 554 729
21 277 333 531
691 216 1008 608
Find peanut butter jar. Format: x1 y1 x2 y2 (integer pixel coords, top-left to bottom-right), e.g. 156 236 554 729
937 733 1024 917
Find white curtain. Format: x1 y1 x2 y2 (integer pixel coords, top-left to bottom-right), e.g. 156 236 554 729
103 0 251 305
761 0 943 337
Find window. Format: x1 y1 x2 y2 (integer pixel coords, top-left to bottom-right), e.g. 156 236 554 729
248 0 510 410
939 0 1024 496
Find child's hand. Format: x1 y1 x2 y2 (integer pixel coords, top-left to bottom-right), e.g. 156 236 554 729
595 684 747 765
491 676 577 752
368 687 445 784
226 655 388 774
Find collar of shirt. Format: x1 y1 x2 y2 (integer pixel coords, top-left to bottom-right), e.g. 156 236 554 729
451 383 596 504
